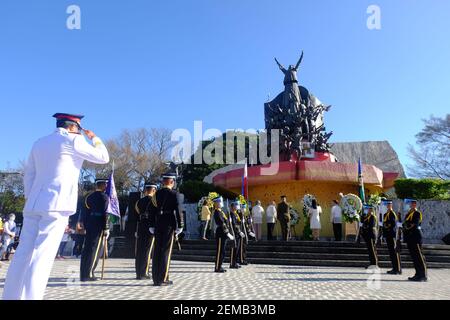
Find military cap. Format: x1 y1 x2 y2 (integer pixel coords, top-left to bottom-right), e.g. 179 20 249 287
162 172 177 180
144 182 158 189
95 178 108 185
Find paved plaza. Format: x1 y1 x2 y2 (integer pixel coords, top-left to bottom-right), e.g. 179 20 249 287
0 258 449 300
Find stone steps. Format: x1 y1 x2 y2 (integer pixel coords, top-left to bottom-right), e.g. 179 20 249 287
172 240 450 269
174 249 450 263
110 237 450 268
170 254 450 269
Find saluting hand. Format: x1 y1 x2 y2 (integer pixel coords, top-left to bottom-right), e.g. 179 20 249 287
83 129 97 140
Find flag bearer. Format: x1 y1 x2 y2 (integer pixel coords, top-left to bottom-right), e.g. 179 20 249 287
80 178 110 282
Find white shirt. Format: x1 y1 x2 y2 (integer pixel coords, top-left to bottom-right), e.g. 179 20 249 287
331 205 343 224
252 205 264 224
2 221 16 239
23 128 109 215
266 205 277 223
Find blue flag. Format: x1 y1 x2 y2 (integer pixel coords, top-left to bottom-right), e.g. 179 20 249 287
106 171 121 218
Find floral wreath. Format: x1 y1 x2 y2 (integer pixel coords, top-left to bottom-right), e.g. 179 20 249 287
302 194 315 218
197 192 220 215
339 193 363 223
290 207 300 226
237 195 248 208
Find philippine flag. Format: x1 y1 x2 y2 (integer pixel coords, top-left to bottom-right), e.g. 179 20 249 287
242 162 248 199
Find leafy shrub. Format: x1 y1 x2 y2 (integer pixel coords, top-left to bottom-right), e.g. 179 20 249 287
394 178 450 200
180 180 238 203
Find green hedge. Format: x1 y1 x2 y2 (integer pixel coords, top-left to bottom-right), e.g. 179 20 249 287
394 178 450 200
179 180 238 203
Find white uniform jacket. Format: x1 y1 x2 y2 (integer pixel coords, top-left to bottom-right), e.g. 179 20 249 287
23 128 109 215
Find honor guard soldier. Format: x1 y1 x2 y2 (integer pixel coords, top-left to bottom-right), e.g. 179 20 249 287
213 196 234 273
382 200 402 275
237 203 256 266
277 196 291 241
229 202 244 269
150 173 184 287
361 204 379 268
3 113 109 300
80 178 110 282
135 182 158 280
403 199 428 282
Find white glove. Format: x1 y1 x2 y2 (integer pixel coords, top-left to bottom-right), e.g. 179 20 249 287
227 233 235 241
149 228 155 235
239 232 245 238
104 230 110 239
175 228 183 236
249 232 256 238
396 222 403 228
135 232 138 238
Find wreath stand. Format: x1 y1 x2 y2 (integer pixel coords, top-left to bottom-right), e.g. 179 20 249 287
344 221 358 241
289 225 297 240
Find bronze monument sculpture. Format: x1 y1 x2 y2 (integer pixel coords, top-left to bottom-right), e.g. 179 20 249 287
265 51 333 161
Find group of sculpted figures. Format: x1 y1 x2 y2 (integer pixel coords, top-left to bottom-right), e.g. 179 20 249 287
264 51 333 161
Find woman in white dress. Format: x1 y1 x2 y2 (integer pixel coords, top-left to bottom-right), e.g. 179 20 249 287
308 199 322 241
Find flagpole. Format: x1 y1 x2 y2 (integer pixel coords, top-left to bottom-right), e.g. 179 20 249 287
102 159 115 280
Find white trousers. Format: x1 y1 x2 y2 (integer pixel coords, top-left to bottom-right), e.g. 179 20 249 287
254 223 262 240
2 212 69 300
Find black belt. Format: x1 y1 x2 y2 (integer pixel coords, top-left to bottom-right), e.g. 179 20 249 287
90 212 104 217
158 210 175 216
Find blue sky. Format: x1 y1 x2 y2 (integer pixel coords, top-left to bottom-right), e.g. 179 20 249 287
0 0 449 173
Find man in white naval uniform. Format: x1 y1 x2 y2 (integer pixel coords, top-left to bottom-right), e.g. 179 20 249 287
2 113 109 300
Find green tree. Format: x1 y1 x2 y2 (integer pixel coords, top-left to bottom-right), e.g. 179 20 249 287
182 130 261 182
0 190 25 215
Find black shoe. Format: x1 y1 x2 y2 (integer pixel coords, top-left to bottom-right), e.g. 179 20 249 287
408 275 419 281
417 277 428 282
80 277 98 282
161 281 174 286
230 265 239 269
153 283 162 287
137 275 151 280
240 262 248 266
215 268 227 273
387 270 402 275
409 276 427 282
